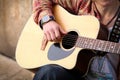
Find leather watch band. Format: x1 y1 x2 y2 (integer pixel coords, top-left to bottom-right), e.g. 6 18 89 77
39 15 55 29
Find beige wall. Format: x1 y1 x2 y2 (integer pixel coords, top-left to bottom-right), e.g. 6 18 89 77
0 0 32 58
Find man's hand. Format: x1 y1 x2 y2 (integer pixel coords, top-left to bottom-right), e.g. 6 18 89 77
41 20 66 50
41 35 48 50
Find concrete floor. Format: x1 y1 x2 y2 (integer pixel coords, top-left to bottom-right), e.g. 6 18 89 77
0 54 34 80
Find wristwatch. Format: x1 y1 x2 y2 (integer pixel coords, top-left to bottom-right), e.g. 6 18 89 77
40 15 55 29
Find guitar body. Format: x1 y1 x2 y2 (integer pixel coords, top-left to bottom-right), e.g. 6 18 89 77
15 5 100 75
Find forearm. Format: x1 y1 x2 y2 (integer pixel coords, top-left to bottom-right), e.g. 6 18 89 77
32 0 83 24
33 0 54 24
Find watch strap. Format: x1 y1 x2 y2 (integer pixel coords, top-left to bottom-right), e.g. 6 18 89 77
39 15 55 29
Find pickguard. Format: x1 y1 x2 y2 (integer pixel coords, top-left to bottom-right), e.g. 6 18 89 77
48 43 74 60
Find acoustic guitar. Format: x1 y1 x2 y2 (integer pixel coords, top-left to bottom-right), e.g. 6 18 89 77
15 5 120 76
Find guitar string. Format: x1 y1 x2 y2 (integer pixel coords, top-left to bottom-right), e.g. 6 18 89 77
62 34 99 47
60 34 119 52
61 34 93 47
61 34 119 46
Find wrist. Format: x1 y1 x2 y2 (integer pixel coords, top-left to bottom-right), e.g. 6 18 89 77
39 15 55 29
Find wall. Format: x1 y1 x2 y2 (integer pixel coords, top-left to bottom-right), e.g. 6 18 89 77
0 0 34 80
0 0 32 58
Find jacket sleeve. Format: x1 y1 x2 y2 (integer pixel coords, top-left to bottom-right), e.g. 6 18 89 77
32 0 84 24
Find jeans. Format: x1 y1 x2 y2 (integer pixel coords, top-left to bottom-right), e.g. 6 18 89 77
33 64 84 80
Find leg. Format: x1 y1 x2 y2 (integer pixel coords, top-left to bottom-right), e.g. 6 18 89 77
33 64 83 80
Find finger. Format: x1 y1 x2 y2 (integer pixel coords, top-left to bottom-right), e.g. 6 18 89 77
45 32 51 41
54 28 61 40
41 35 48 50
49 29 56 41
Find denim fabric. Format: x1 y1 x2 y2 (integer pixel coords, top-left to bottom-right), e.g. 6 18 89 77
33 64 83 80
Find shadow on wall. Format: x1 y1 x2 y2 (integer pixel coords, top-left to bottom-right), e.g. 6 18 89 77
0 0 34 80
0 0 32 59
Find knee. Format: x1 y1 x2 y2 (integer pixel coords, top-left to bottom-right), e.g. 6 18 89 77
39 64 63 73
35 64 64 76
33 64 65 80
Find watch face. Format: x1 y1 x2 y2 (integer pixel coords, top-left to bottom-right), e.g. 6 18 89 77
41 15 54 26
43 15 50 22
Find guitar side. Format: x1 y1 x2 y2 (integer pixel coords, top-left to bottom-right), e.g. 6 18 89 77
15 5 100 69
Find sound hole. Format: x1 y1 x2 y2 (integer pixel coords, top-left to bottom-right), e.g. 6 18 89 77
62 31 78 49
